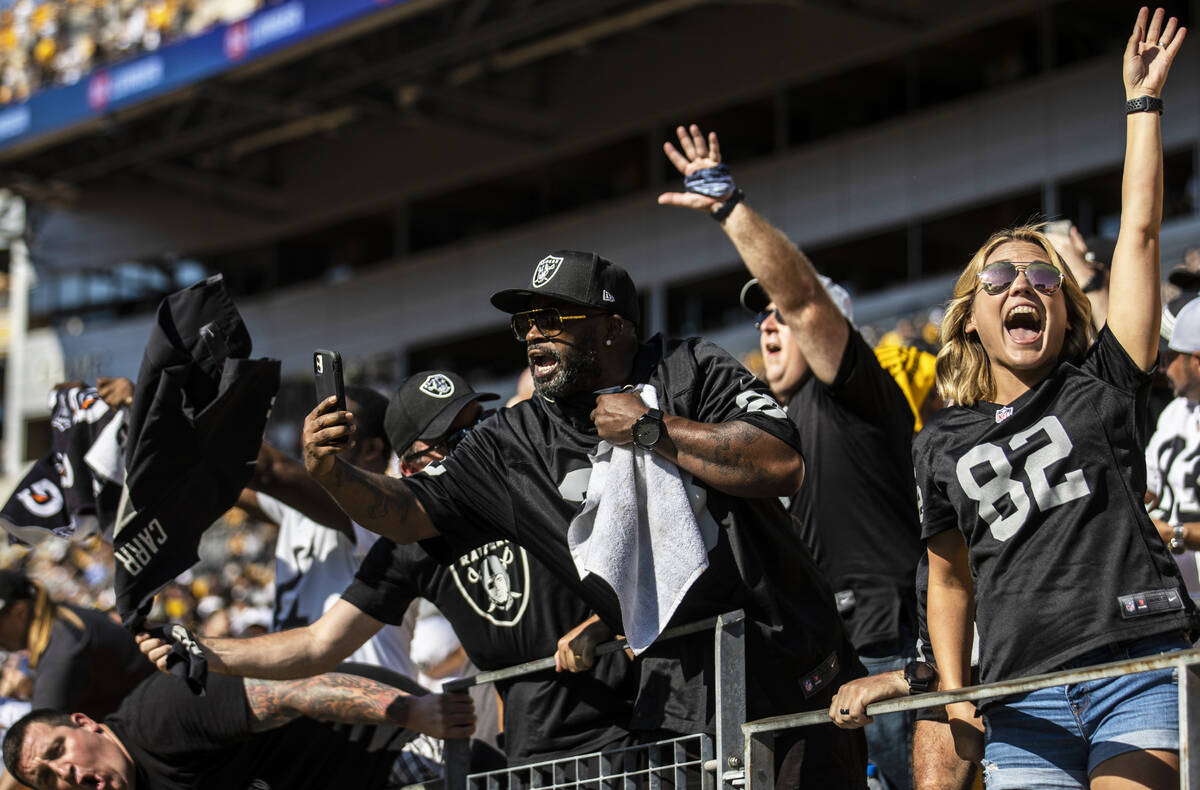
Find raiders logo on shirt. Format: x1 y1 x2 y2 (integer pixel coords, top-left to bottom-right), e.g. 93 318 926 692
449 540 531 627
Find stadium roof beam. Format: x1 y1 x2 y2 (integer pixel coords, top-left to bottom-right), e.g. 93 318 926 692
294 0 645 105
139 162 289 217
395 83 554 141
444 0 718 86
52 110 280 184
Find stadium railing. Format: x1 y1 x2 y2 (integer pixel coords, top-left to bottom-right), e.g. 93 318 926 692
430 613 1200 789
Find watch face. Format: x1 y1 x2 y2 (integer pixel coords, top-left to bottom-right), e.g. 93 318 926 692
634 417 661 448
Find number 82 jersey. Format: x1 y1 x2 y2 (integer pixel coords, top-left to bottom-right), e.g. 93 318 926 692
914 328 1197 685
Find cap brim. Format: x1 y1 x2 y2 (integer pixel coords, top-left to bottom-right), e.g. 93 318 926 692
739 279 769 315
491 289 610 315
417 392 499 440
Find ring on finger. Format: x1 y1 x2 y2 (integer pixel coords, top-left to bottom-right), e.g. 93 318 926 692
839 708 850 715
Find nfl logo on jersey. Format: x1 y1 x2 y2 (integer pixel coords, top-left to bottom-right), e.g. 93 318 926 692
995 405 1014 424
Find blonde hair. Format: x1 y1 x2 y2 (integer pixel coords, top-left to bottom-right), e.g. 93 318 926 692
25 580 83 670
936 224 1094 406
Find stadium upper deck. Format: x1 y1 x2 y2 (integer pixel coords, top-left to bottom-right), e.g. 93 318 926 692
0 0 1197 468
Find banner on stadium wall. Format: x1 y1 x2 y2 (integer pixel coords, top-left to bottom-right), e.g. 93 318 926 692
0 0 407 153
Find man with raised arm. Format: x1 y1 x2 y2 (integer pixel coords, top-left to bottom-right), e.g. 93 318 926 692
300 252 867 787
657 124 923 790
2 668 472 790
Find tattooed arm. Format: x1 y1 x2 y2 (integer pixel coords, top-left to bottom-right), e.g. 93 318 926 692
591 392 803 497
302 396 440 542
243 673 475 739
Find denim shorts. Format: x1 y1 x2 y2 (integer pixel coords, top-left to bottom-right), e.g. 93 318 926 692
981 632 1189 790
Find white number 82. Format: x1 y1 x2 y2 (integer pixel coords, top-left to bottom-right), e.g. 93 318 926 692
955 416 1089 541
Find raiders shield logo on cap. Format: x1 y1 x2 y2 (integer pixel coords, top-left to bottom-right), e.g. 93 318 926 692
450 540 530 627
532 255 564 288
418 374 455 399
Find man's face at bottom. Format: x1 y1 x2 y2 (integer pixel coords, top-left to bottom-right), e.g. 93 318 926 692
19 716 133 790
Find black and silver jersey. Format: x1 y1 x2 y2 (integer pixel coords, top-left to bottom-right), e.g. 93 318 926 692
914 328 1196 684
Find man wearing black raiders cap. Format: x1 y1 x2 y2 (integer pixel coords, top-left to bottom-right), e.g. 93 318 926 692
141 369 640 767
387 370 498 476
302 251 867 787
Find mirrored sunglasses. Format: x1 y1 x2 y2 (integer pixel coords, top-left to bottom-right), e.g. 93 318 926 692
754 308 784 329
510 308 593 340
977 261 1064 296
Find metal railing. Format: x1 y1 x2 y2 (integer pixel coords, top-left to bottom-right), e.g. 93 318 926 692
430 614 1200 789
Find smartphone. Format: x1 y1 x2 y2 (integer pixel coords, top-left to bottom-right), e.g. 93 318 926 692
313 349 346 412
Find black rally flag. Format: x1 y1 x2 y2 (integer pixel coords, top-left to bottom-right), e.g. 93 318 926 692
114 275 280 629
0 385 125 545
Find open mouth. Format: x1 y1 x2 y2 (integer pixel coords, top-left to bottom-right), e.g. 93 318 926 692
762 338 782 356
1004 303 1044 344
527 347 560 379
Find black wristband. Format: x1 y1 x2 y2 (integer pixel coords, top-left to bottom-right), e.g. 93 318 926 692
711 188 744 222
1125 96 1163 115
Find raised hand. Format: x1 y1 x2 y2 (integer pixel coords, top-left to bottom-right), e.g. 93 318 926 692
658 124 728 212
1124 7 1186 99
303 396 356 479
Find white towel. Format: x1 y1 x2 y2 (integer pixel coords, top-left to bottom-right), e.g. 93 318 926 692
567 385 718 654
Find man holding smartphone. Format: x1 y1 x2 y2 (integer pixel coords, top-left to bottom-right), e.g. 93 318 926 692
298 252 866 788
237 386 416 678
141 369 641 768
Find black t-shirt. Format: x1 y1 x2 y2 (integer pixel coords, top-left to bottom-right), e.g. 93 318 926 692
106 672 408 790
343 536 637 763
404 335 860 731
914 328 1199 685
32 605 154 720
786 326 922 652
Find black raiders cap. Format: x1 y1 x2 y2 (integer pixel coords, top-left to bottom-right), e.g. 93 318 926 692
385 371 498 453
490 250 640 325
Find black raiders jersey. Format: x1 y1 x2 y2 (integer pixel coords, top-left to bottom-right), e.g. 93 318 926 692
403 335 860 726
914 328 1197 684
342 537 636 762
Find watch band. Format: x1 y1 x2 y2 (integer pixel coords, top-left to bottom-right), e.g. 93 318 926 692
903 660 937 695
1125 96 1164 115
711 188 744 222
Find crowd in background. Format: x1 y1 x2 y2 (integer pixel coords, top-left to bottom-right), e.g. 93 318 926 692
0 0 276 104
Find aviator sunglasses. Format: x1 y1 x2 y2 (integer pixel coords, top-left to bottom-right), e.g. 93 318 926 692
976 261 1064 296
510 308 596 340
754 308 784 329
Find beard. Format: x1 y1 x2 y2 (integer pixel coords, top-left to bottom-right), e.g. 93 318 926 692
528 326 604 400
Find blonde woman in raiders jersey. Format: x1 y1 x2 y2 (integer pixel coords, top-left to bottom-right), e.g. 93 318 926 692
916 9 1194 790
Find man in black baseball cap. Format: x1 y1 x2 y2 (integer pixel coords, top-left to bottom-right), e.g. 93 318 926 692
386 371 499 475
303 244 866 786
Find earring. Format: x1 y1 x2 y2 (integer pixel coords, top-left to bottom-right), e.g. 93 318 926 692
604 339 613 347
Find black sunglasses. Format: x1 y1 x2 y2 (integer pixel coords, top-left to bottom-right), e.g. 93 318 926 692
401 412 488 466
977 261 1064 296
510 308 597 340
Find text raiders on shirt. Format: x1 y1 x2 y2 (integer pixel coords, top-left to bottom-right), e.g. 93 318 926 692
450 540 531 627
